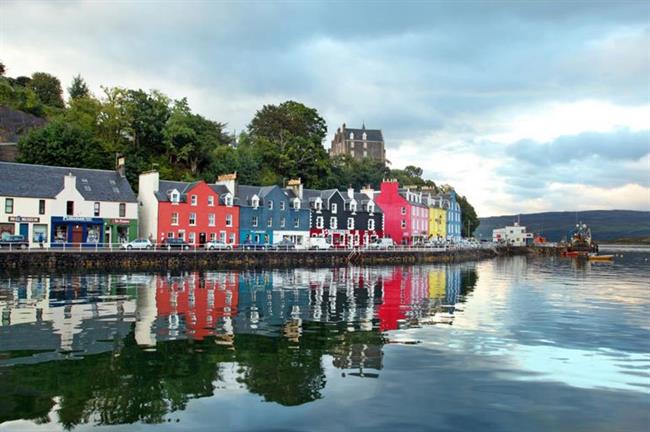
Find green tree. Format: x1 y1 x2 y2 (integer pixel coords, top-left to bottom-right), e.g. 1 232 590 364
247 100 331 188
0 62 5 76
17 118 110 169
458 194 479 237
0 77 44 116
28 72 64 108
68 74 90 100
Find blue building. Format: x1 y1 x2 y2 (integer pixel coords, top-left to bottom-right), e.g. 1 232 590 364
442 190 462 241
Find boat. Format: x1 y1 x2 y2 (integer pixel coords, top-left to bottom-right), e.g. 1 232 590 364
588 254 614 261
562 222 598 256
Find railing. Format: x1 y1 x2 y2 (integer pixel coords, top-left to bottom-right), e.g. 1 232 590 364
0 241 499 253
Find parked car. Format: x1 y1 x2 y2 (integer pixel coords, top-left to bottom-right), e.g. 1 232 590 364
0 235 29 249
237 240 271 251
161 238 191 250
204 240 232 250
365 238 395 250
120 238 153 250
273 239 296 251
308 237 332 250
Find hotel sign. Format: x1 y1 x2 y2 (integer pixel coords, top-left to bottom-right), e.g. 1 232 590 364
8 216 40 223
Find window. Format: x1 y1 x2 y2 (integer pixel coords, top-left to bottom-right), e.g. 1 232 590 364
170 190 180 203
168 232 174 239
280 217 286 228
178 230 185 240
226 214 232 227
368 219 375 231
294 218 300 228
252 196 259 208
401 220 406 229
315 199 322 211
66 201 74 216
189 232 195 244
401 207 406 215
252 216 258 227
225 194 233 206
267 217 273 227
208 213 215 226
362 132 367 141
32 224 48 242
191 195 197 206
293 198 300 210
210 232 216 241
229 233 235 244
171 212 179 225
94 202 100 217
208 196 214 206
330 217 337 229
316 216 324 229
350 202 357 213
119 203 126 218
368 203 374 214
349 132 354 140
347 217 354 230
39 199 45 215
280 201 285 211
220 232 226 243
189 213 196 226
268 200 273 210
331 203 337 214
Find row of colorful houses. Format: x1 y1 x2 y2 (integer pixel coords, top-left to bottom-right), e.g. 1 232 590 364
0 160 462 248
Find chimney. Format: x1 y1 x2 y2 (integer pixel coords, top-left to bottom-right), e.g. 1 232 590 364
216 172 237 195
116 155 126 177
361 185 374 200
347 187 354 200
287 178 303 199
64 172 76 192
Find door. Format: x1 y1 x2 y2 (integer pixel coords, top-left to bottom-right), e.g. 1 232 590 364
199 232 206 245
19 223 28 238
71 225 83 244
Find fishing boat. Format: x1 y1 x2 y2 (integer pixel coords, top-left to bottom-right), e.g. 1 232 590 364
562 222 598 256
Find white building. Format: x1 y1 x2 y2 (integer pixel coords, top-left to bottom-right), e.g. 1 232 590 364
0 160 138 247
492 222 533 246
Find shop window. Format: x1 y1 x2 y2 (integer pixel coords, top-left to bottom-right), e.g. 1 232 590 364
117 226 129 244
189 213 196 226
66 201 74 215
87 226 100 243
119 203 126 218
39 200 45 215
32 224 48 243
94 202 100 217
4 198 13 214
226 214 233 227
55 225 67 242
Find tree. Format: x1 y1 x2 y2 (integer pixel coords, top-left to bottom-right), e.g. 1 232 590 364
0 62 5 76
68 74 90 100
247 100 330 188
17 118 110 169
29 72 64 108
458 194 479 237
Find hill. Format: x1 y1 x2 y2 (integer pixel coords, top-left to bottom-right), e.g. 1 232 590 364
476 210 650 242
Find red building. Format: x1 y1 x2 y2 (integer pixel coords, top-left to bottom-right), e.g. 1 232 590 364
155 272 239 340
139 172 239 246
374 181 429 245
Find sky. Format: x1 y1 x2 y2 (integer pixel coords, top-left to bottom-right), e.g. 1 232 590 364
1 0 649 216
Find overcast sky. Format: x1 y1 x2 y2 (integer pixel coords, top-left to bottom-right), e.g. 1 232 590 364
2 0 649 216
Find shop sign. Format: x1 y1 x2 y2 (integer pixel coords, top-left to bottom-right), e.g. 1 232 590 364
8 216 40 223
62 216 93 222
110 218 131 225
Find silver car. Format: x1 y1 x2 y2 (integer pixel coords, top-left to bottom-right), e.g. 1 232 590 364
120 239 154 250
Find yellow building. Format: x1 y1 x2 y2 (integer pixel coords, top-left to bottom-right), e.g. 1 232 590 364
428 269 446 301
428 206 447 240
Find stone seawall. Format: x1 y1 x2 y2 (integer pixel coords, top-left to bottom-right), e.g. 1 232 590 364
0 247 529 273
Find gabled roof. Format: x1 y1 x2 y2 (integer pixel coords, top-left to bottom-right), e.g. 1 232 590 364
343 126 383 142
0 161 136 202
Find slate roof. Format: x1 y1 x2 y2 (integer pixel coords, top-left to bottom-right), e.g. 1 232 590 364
0 161 136 202
343 126 383 142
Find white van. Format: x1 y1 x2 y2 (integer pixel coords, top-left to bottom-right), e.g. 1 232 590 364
308 237 332 250
366 238 396 250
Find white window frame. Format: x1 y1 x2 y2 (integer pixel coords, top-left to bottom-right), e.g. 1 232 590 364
226 214 233 227
331 203 337 214
191 195 197 206
330 217 337 229
189 212 196 226
171 212 179 226
188 232 195 244
267 217 273 228
252 216 258 227
268 200 273 210
350 201 357 213
401 207 406 215
368 202 375 214
401 220 406 229
280 217 286 228
316 216 324 229
294 218 300 228
251 195 259 208
347 217 354 230
280 201 285 211
293 198 300 210
208 195 214 206
225 194 233 207
208 213 215 227
368 219 375 231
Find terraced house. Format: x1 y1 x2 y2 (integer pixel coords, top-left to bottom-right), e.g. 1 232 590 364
214 174 311 247
138 171 239 246
0 159 137 247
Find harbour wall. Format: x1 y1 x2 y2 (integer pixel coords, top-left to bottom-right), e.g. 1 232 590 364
0 247 531 273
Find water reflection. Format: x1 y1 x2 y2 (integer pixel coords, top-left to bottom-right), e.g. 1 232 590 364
0 265 476 427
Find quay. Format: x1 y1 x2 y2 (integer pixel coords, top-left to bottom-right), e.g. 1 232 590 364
0 247 530 272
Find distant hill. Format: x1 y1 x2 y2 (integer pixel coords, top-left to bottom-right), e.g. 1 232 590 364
476 210 650 242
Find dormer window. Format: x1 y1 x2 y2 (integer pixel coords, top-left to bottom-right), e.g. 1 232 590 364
315 198 322 211
350 201 357 213
251 195 259 208
293 198 300 210
368 202 375 214
349 132 354 140
362 132 367 140
169 189 180 204
224 193 233 207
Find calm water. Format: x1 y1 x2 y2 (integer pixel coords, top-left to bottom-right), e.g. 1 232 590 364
1 250 649 431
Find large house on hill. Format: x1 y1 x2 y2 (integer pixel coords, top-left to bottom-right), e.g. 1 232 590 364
330 123 386 164
0 159 138 247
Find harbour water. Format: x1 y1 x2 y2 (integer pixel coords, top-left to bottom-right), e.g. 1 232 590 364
1 249 649 431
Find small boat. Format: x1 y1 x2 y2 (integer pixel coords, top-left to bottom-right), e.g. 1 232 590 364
588 254 614 261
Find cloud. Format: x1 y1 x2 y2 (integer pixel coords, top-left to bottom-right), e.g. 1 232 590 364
1 0 649 215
